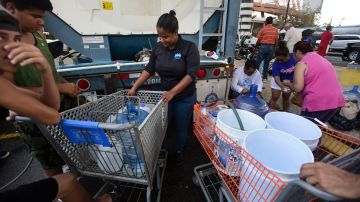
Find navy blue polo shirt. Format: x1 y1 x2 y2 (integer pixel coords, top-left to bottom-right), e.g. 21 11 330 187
145 36 200 101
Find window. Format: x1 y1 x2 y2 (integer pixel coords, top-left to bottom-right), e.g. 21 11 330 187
335 36 360 40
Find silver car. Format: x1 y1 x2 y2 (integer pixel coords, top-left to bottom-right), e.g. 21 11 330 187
315 35 360 52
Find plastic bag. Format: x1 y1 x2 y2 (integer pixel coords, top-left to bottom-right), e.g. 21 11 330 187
328 111 354 131
340 101 359 120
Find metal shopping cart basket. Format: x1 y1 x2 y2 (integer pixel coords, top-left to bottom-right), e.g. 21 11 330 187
28 90 168 201
193 103 360 202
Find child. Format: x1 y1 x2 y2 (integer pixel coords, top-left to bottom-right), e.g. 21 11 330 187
269 45 296 111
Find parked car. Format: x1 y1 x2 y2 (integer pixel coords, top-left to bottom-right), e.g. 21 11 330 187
315 35 360 52
342 42 360 62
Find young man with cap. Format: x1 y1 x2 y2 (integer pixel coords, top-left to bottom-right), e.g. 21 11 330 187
1 0 80 176
0 9 111 202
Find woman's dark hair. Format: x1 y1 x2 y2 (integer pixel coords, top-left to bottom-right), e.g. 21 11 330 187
244 59 256 69
275 43 289 57
1 0 53 11
293 41 313 54
156 10 178 33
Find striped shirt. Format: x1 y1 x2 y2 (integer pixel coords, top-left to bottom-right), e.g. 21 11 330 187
257 24 278 45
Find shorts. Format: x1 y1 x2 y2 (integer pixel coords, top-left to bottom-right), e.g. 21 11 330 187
15 121 65 170
271 78 291 93
270 77 281 90
301 108 338 123
0 177 58 202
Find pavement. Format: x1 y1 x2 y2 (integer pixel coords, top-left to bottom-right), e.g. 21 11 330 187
0 54 358 202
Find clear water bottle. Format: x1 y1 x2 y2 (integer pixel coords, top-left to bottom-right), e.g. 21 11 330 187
216 40 221 56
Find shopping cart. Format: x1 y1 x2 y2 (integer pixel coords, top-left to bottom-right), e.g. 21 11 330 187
193 103 360 202
21 90 168 202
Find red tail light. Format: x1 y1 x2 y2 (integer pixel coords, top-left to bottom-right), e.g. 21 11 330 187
76 79 90 91
197 68 206 79
213 68 221 77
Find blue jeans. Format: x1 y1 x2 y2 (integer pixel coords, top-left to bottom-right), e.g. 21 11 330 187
256 45 275 79
168 92 197 152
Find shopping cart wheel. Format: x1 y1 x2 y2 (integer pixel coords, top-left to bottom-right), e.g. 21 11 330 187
192 175 200 186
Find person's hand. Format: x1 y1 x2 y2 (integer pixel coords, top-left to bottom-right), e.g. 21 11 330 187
59 83 80 97
300 162 360 199
162 90 176 102
5 42 51 74
282 80 291 87
6 110 17 121
241 88 249 95
127 88 137 96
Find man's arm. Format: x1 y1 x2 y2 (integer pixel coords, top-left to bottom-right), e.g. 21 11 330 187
0 78 60 125
300 162 360 199
5 42 60 110
3 71 79 97
231 69 244 93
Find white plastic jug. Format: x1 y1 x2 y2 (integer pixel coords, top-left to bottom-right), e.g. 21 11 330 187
94 144 123 173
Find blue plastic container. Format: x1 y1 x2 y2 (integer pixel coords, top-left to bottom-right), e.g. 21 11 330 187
233 84 270 118
115 101 149 175
116 101 149 126
344 85 360 103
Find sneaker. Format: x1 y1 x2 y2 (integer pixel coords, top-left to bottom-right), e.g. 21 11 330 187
176 151 184 166
0 151 10 159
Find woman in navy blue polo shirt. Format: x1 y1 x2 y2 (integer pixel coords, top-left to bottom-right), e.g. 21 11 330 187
129 10 200 166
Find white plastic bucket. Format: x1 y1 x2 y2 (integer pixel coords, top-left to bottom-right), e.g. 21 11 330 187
214 109 266 176
243 129 314 181
216 109 267 145
238 160 281 201
265 112 321 146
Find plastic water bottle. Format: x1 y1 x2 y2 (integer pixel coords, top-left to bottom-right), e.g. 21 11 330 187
216 40 221 56
116 102 149 125
121 129 145 176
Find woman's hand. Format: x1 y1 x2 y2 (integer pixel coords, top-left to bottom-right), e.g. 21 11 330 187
5 42 51 74
162 90 176 102
128 88 137 96
282 79 291 87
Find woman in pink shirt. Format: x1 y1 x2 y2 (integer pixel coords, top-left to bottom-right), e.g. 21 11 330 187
284 41 345 122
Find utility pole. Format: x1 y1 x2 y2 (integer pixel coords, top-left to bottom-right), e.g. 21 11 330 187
284 0 291 24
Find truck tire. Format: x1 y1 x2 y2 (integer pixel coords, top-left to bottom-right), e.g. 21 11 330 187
347 49 359 61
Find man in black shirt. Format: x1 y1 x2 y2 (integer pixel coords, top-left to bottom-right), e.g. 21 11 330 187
129 10 200 166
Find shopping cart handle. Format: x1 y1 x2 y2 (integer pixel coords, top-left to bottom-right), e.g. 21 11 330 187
292 180 341 201
14 116 32 122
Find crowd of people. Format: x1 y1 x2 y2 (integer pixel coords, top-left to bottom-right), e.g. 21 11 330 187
0 1 358 201
231 16 345 123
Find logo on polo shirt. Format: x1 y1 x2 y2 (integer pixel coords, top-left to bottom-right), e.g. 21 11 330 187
174 53 181 60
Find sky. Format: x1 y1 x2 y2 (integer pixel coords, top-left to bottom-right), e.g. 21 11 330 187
318 0 360 26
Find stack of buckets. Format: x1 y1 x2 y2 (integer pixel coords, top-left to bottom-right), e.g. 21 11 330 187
213 107 319 200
